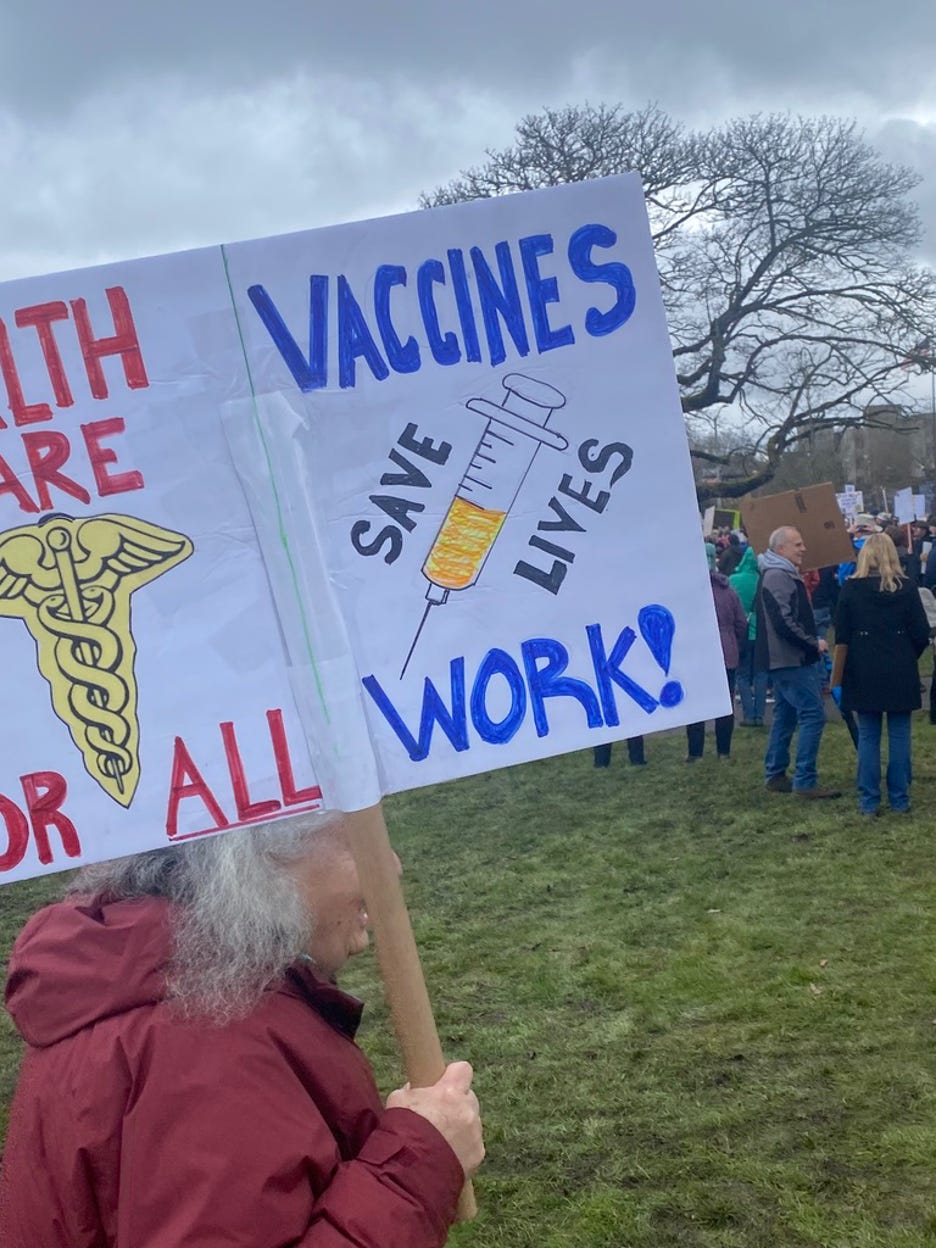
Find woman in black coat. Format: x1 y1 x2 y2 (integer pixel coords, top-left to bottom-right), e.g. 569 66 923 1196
834 533 930 816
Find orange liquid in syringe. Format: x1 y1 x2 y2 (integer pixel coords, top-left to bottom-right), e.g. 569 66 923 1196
423 496 507 590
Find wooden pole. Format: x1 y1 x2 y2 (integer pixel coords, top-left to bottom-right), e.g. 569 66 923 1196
346 802 477 1222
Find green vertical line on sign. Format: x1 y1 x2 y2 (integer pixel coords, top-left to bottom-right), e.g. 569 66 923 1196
220 244 330 724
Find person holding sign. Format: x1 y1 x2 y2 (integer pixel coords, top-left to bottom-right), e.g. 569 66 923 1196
0 814 483 1247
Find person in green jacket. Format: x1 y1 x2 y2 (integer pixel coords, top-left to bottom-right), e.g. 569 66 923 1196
730 545 768 726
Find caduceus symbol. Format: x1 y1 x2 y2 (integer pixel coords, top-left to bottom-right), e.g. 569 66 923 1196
0 513 194 806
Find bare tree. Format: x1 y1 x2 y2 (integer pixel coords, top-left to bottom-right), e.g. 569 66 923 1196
422 106 936 501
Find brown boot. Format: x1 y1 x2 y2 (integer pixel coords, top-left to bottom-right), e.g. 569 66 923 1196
794 786 842 800
765 774 792 793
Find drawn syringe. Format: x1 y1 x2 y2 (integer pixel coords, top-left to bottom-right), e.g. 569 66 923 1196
400 373 568 678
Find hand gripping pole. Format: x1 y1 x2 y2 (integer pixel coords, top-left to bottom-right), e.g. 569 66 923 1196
346 803 477 1221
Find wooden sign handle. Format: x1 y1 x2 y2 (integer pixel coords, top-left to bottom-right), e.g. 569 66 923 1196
346 803 477 1222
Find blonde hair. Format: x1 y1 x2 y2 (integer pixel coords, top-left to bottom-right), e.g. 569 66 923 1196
852 532 905 593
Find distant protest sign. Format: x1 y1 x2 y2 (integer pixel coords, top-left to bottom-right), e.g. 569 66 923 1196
835 485 863 522
894 487 913 523
702 506 741 532
0 175 726 883
892 487 926 524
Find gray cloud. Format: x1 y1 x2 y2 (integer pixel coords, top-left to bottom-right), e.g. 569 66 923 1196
0 0 932 280
874 118 936 263
0 74 518 279
3 0 935 119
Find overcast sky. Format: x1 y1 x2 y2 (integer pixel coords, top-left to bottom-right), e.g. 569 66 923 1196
1 0 934 281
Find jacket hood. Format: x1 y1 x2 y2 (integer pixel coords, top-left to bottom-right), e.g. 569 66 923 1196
710 571 730 588
736 547 758 575
4 897 172 1047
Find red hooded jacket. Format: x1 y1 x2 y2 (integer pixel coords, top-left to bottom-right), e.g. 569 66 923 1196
0 897 463 1247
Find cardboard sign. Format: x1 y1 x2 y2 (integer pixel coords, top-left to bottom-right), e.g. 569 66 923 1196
0 175 728 883
740 483 855 571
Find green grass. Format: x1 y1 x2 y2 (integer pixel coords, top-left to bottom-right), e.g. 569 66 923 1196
4 713 936 1245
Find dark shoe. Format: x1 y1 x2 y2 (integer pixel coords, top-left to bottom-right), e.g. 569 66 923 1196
629 759 648 767
794 786 842 800
766 774 792 793
739 720 757 728
891 806 912 815
861 809 880 818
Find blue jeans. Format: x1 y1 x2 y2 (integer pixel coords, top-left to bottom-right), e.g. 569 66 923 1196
764 664 826 791
813 606 832 644
737 640 768 721
856 712 912 812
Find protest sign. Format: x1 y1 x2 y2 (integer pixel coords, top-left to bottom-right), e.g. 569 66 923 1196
835 485 863 522
741 483 854 570
891 489 926 524
894 487 915 524
0 174 726 885
702 505 741 532
0 252 327 884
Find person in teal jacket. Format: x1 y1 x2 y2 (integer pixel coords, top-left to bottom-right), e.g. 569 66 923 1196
730 545 768 726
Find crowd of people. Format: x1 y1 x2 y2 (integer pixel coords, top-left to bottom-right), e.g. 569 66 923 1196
597 511 936 817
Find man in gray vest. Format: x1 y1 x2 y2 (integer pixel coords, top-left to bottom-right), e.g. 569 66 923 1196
754 526 841 799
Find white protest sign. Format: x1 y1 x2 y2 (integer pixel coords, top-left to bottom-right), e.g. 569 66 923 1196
894 487 915 524
0 175 727 884
836 486 863 521
913 493 927 520
222 176 727 796
0 252 326 883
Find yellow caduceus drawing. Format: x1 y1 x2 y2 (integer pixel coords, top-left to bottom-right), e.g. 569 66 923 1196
0 513 194 806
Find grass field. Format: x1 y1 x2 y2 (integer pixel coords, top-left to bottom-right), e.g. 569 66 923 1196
3 711 936 1245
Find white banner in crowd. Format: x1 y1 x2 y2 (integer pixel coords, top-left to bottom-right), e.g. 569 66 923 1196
0 175 726 883
835 484 863 522
893 487 928 524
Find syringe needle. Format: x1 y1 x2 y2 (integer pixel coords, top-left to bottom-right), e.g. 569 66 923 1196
400 600 433 680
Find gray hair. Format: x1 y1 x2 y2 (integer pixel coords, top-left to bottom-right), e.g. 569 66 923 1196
69 811 344 1024
768 525 799 551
